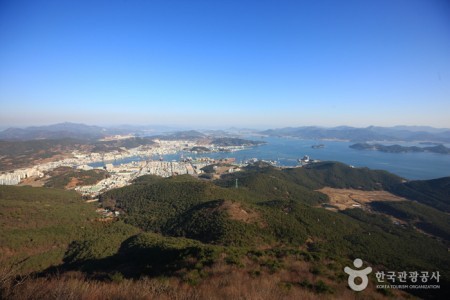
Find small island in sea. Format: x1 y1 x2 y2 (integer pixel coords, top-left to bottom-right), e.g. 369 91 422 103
311 144 325 149
350 143 450 154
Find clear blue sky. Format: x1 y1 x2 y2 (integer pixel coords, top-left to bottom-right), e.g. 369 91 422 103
1 0 449 128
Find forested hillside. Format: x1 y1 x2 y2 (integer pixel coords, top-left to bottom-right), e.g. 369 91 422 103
1 162 449 299
388 177 450 212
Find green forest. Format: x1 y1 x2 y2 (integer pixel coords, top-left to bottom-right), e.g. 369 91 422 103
1 162 449 299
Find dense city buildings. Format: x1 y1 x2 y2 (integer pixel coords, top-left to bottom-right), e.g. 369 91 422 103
0 139 249 196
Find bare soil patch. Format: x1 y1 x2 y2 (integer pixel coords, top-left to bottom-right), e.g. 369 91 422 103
17 176 45 187
222 201 259 223
65 177 80 189
317 187 406 211
214 200 265 227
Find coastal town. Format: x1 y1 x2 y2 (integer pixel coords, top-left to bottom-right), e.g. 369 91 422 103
0 138 253 197
75 159 218 197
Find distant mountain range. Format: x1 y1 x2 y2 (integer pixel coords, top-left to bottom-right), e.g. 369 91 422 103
2 123 450 143
0 123 178 141
0 123 113 140
260 126 450 142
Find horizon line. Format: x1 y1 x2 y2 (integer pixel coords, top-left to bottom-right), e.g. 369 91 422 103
1 121 450 131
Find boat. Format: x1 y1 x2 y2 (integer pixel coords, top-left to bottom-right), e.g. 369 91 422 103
298 155 310 164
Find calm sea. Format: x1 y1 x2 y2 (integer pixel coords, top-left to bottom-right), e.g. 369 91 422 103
92 137 450 180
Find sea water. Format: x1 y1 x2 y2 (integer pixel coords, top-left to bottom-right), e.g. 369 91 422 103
90 137 450 180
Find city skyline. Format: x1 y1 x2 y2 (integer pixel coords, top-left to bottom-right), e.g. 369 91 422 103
1 0 449 128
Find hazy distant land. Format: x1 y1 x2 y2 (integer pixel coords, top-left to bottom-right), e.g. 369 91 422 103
1 123 450 143
350 143 450 154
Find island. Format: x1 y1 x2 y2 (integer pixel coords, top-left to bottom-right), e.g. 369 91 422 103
210 137 266 147
350 143 450 154
189 146 211 153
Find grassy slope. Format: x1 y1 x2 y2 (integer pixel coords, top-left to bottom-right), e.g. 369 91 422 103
0 186 101 273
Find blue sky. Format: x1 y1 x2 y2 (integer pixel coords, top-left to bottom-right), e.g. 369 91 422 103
1 0 449 128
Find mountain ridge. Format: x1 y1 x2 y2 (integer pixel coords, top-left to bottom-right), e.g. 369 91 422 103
2 123 450 142
260 126 450 142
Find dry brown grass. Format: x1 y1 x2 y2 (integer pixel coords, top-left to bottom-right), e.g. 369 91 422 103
0 257 413 300
317 187 406 211
17 176 46 187
1 270 321 300
219 200 261 225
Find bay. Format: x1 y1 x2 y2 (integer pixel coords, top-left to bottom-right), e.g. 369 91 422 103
91 137 450 180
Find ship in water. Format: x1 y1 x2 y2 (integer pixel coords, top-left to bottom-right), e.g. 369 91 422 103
298 155 320 166
298 155 311 164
